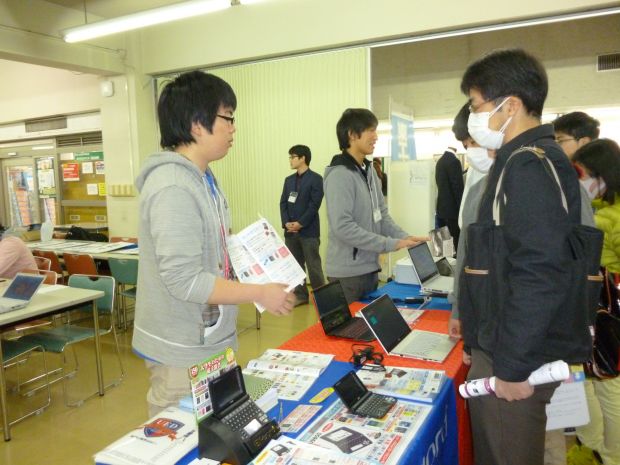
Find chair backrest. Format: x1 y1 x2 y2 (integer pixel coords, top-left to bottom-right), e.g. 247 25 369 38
67 274 115 315
21 268 58 285
107 258 139 286
63 252 98 276
33 250 63 276
34 256 52 271
110 236 138 244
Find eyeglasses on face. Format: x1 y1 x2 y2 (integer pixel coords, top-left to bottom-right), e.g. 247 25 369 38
555 137 576 144
288 155 299 159
217 114 235 125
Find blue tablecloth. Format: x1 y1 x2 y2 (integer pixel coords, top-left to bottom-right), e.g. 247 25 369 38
364 281 452 310
177 360 457 465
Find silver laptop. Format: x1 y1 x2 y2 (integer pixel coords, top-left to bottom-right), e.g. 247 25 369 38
0 273 45 314
408 243 454 295
359 294 457 363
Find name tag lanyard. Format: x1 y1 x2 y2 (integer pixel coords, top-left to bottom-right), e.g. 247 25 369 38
203 171 232 280
357 163 381 223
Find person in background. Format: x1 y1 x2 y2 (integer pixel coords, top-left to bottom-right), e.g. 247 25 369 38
0 224 37 278
460 48 585 465
553 111 599 227
279 144 325 306
372 158 388 197
133 71 294 417
571 138 620 465
552 111 600 159
447 103 495 346
324 108 425 304
435 147 464 252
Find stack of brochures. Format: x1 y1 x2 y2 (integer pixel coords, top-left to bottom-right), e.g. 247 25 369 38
356 366 446 403
94 407 197 465
243 349 334 401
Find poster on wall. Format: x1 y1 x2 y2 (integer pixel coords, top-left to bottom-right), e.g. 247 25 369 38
62 163 80 181
390 100 417 161
95 161 105 175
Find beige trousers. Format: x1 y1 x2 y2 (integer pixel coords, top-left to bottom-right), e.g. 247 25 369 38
145 361 192 418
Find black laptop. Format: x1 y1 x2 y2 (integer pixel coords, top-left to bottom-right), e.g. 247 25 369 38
208 366 270 441
333 370 396 419
311 281 374 342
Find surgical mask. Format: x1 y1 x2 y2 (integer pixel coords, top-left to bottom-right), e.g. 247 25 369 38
580 177 606 200
467 97 513 149
466 146 493 173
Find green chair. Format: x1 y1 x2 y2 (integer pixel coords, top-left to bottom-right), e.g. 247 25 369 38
107 257 138 330
19 274 125 406
1 339 51 426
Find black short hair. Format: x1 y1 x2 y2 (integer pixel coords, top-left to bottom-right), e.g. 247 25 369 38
158 71 237 149
573 138 620 204
452 103 471 142
336 108 378 151
460 48 548 118
552 112 600 140
288 144 312 165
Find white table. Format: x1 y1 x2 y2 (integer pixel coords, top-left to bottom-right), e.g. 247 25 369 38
0 285 104 441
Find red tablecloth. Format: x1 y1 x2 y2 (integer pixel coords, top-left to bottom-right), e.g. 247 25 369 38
279 304 473 465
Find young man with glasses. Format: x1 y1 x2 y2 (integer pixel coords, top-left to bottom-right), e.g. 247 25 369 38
553 111 600 159
279 144 325 306
459 49 588 465
133 71 294 417
323 108 424 304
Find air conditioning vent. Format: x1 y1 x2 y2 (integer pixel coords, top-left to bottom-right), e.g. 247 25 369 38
598 53 620 71
56 132 103 148
25 116 67 132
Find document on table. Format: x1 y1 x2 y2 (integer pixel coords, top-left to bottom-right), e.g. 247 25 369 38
227 218 305 312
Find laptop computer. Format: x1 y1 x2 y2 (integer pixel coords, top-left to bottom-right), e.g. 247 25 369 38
332 370 396 419
208 365 272 442
359 294 457 363
408 242 454 295
0 273 45 314
312 281 375 342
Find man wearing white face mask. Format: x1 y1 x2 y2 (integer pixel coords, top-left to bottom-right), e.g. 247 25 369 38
459 49 585 465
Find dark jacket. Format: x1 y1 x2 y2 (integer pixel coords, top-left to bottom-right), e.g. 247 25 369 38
435 150 464 219
470 124 582 381
279 168 323 238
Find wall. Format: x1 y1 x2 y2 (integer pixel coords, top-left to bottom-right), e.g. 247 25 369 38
0 59 100 124
137 0 619 75
371 15 620 121
192 49 369 261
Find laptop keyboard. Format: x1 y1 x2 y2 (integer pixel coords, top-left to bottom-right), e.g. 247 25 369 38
356 394 396 418
332 318 372 340
221 401 268 440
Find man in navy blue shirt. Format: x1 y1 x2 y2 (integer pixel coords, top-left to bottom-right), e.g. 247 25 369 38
280 145 325 306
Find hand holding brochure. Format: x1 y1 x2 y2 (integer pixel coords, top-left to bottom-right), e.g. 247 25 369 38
459 360 570 398
227 218 306 312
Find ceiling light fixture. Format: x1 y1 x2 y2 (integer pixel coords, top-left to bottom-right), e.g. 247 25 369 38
62 0 231 43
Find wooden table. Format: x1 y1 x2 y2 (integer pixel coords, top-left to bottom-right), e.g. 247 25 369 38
0 284 104 441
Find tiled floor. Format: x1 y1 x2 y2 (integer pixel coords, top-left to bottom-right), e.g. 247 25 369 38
0 302 317 465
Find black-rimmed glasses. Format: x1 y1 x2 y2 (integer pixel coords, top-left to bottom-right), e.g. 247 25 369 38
217 114 235 125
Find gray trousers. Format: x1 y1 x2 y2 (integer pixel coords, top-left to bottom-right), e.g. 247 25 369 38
327 272 379 304
467 349 560 465
285 235 325 300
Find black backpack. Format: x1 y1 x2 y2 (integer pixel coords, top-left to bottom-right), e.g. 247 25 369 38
65 226 108 242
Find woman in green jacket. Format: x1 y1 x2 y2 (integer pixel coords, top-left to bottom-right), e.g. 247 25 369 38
572 138 620 465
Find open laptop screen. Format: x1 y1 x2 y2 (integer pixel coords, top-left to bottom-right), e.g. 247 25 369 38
209 366 246 416
3 273 45 301
360 295 410 353
408 243 440 283
312 281 350 331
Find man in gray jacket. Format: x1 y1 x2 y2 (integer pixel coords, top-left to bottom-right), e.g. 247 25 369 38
133 71 294 417
324 108 424 304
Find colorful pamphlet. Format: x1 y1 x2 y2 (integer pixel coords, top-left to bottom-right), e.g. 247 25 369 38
187 347 237 421
94 407 197 465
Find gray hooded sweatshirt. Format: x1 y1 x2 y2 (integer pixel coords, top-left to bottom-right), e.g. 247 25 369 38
324 152 408 278
132 152 238 368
